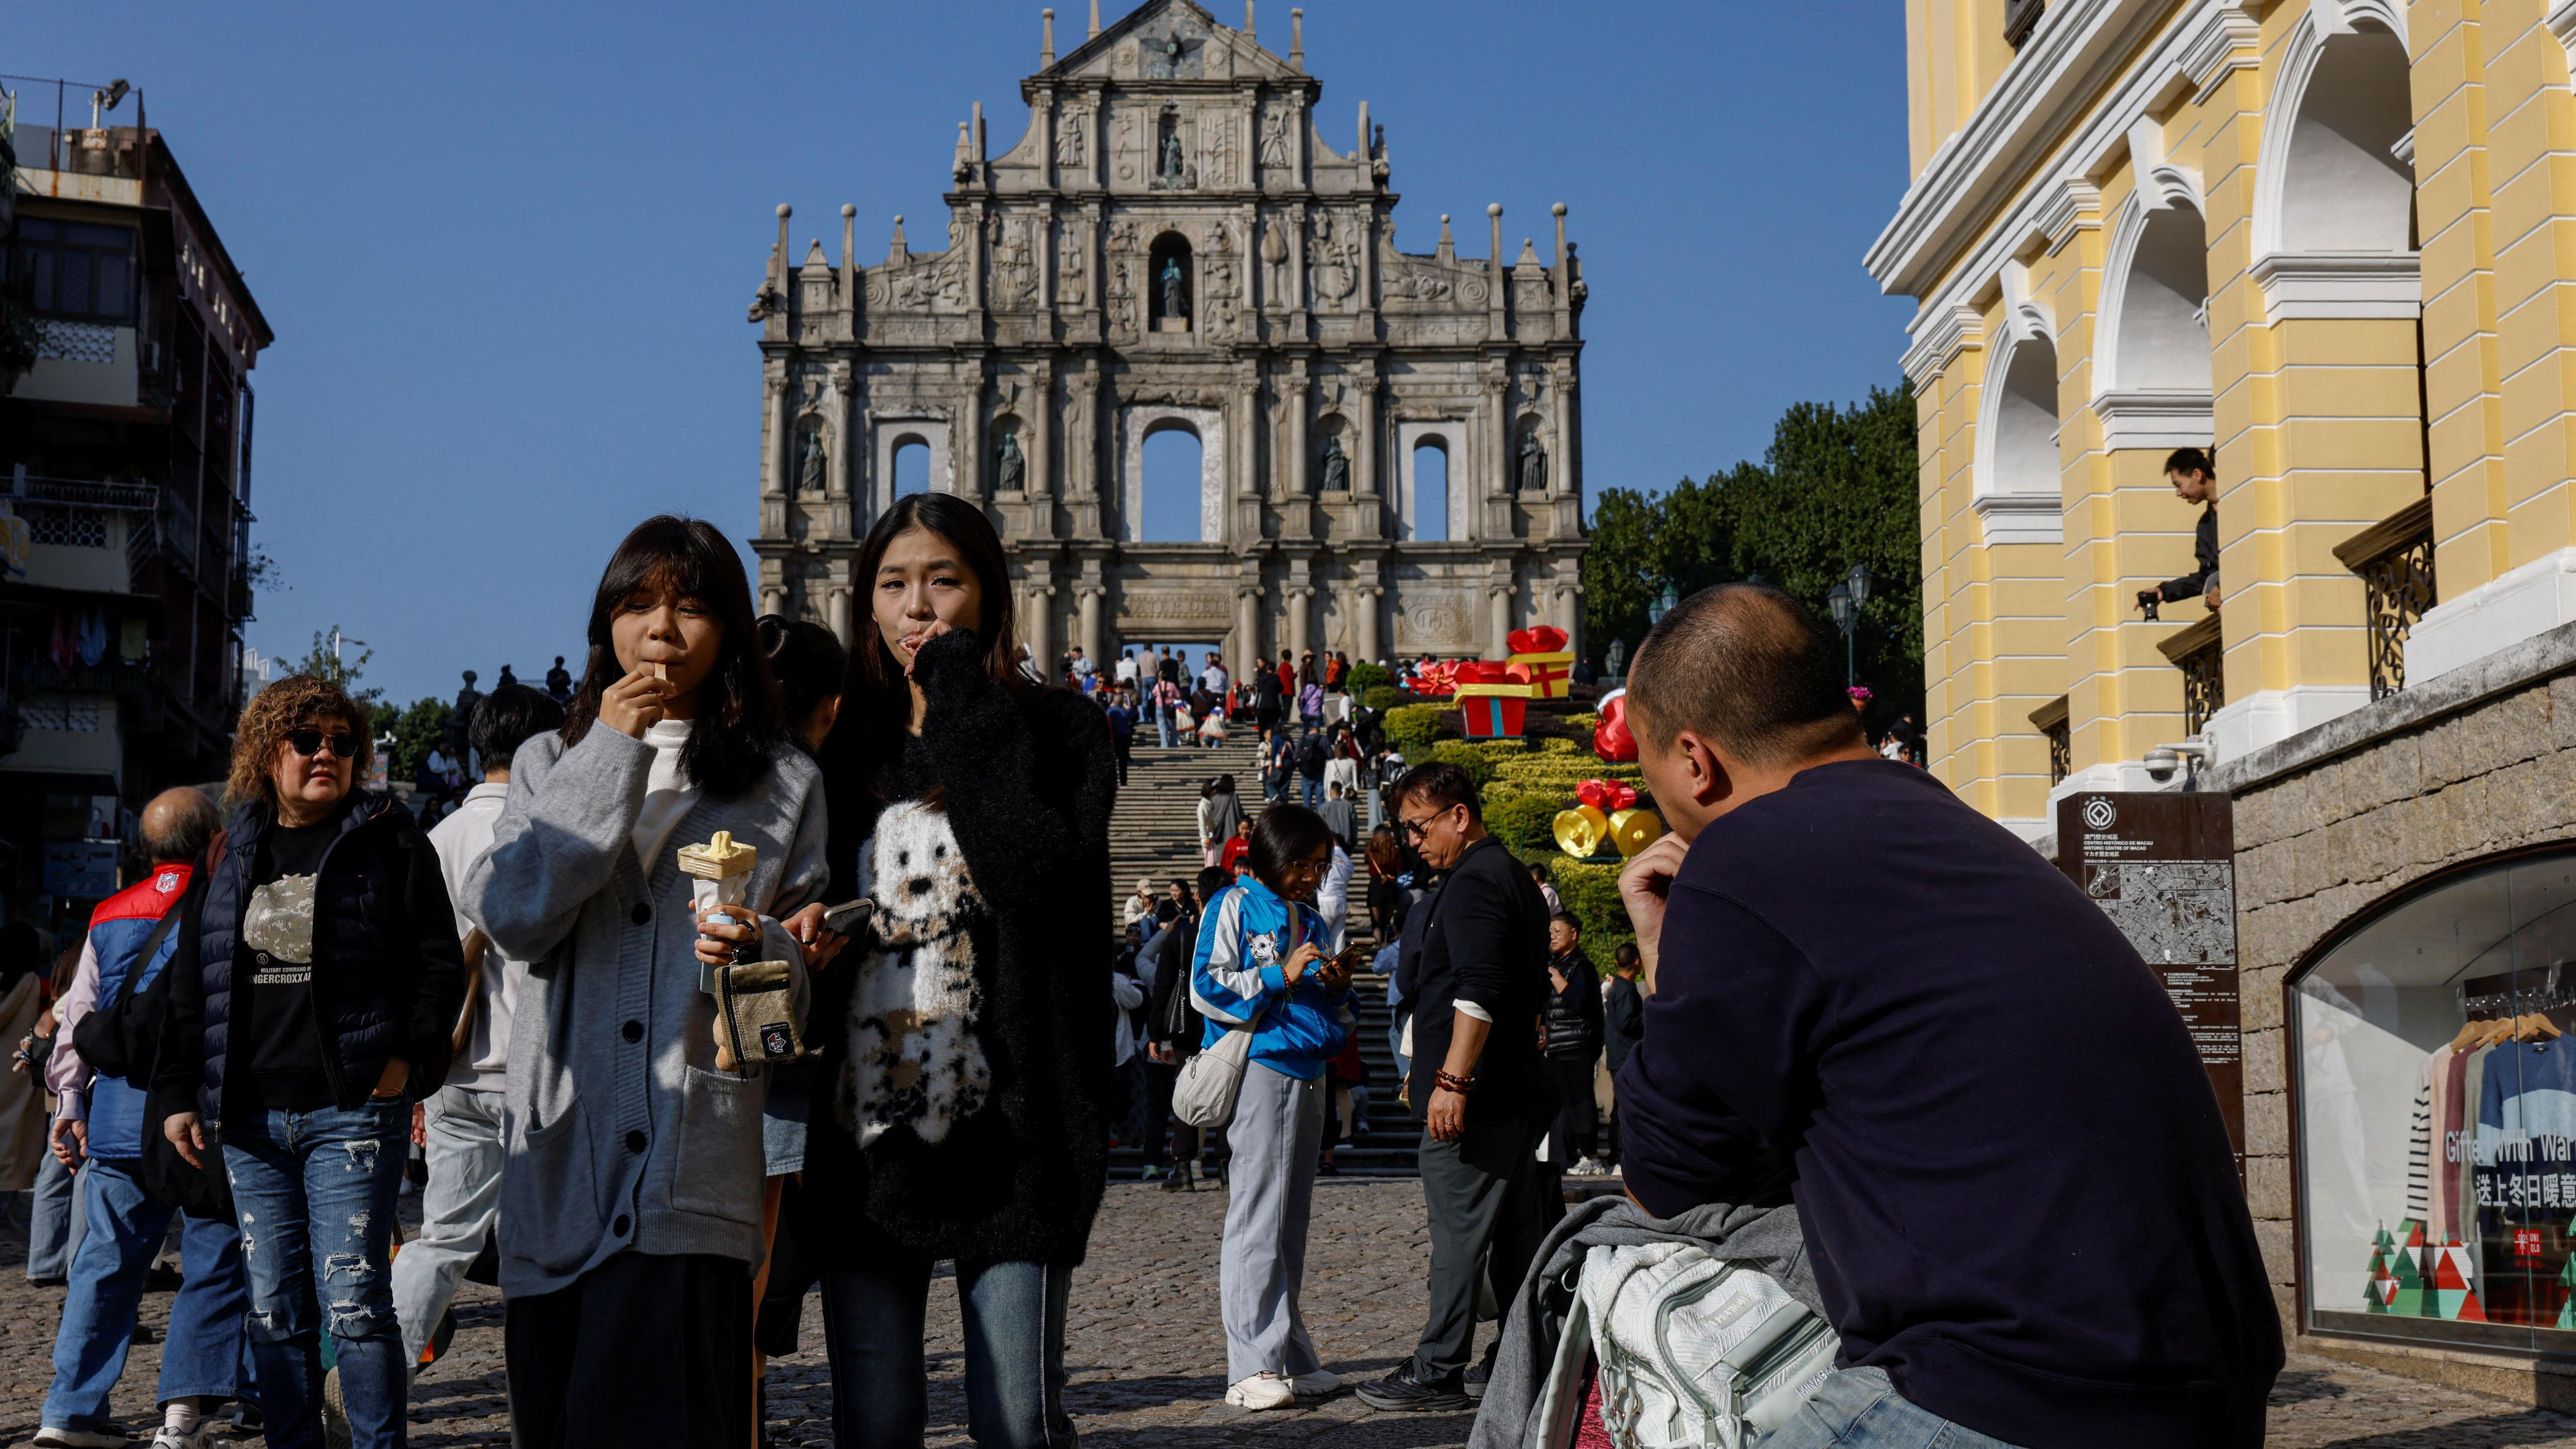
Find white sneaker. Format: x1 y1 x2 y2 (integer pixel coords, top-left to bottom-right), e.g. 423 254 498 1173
1226 1372 1297 1410
151 1427 214 1449
1572 1156 1608 1175
33 1429 132 1449
1291 1368 1342 1396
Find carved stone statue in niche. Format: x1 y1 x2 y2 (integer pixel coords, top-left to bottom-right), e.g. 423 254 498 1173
1319 433 1349 493
1058 225 1088 306
800 423 828 492
1261 222 1289 306
1260 106 1291 167
995 430 1026 493
1517 430 1548 494
1159 127 1186 189
1160 256 1188 322
1055 110 1086 167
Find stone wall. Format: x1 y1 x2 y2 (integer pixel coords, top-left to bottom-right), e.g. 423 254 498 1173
2217 620 2576 1395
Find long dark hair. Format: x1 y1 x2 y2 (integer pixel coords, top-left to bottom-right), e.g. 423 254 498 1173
838 493 1024 741
562 515 789 798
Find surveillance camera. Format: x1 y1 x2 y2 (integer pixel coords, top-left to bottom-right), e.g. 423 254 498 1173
2143 747 2180 783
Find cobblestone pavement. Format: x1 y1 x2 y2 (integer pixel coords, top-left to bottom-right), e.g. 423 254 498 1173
7 1178 2576 1447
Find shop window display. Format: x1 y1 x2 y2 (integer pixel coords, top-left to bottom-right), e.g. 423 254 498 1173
2294 848 2576 1350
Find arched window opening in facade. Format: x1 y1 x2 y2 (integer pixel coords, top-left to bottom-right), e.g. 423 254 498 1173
1141 424 1206 541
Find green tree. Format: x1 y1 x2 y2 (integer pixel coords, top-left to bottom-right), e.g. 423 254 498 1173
1581 383 1923 732
386 698 454 781
292 625 381 706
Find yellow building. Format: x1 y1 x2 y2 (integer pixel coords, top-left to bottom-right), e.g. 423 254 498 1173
1875 0 2576 1399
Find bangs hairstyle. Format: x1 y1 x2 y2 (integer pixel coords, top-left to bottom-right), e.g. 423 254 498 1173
228 675 374 810
1248 803 1337 894
1625 583 1863 768
839 494 1023 737
562 514 790 798
758 614 848 727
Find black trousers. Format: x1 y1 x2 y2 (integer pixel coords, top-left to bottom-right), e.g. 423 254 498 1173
1410 1111 1561 1384
1141 1059 1202 1169
1545 1056 1600 1164
1112 733 1133 784
506 1251 753 1449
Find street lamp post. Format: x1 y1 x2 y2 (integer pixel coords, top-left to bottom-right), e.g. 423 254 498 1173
1648 583 1677 627
1826 583 1855 687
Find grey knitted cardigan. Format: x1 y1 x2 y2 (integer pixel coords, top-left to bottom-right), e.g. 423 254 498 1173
463 724 826 1297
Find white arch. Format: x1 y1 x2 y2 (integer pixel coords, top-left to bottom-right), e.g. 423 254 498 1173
2093 187 2217 449
1398 422 1465 542
1973 302 2067 545
1118 403 1225 542
2251 3 2418 318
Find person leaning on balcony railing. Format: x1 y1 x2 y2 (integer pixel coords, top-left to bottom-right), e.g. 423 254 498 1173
2136 447 2221 618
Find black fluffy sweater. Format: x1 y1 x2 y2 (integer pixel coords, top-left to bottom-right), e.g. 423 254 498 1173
799 630 1119 1269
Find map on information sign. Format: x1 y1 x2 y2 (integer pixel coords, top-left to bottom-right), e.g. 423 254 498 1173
2082 861 2236 965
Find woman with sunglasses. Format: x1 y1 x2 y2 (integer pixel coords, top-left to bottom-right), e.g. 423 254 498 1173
158 676 467 1449
1189 803 1353 1411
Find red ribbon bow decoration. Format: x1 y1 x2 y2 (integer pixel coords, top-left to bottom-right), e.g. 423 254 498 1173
1576 779 1638 812
1506 625 1570 656
1593 695 1638 763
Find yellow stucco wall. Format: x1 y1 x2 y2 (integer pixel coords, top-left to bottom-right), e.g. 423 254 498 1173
1877 0 2562 831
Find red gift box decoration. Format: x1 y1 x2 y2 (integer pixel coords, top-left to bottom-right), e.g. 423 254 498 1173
1506 625 1570 656
1576 779 1638 812
1594 694 1638 763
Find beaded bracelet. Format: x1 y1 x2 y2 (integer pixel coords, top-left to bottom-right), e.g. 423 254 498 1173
1434 1070 1477 1094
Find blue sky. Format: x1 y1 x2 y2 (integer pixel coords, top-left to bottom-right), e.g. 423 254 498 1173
13 2 1914 706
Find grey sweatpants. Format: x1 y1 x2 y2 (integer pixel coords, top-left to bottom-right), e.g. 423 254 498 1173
391 1085 505 1373
1220 1063 1326 1383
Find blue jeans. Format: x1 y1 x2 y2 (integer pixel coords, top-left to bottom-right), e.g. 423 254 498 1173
43 1156 248 1431
1157 712 1175 748
821 1255 1074 1447
223 1100 409 1449
26 1145 86 1279
1752 1367 2025 1449
1301 777 1323 808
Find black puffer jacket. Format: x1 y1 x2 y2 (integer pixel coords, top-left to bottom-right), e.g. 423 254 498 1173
1541 947 1602 1062
803 629 1119 1269
158 795 465 1123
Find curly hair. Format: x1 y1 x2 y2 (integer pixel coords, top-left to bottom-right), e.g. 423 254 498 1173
228 675 373 810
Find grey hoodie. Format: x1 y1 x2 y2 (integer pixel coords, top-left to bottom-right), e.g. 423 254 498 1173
463 724 825 1297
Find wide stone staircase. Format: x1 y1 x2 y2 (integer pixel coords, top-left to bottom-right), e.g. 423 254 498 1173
1105 731 1421 1178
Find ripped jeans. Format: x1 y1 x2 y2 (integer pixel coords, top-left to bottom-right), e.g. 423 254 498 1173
222 1098 409 1449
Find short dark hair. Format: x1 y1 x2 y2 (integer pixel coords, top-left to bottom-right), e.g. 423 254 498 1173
1625 584 1863 768
1390 760 1482 823
1551 911 1579 934
2163 446 2215 480
1614 942 1640 970
758 614 848 727
1155 899 1178 924
1195 866 1232 901
470 684 566 772
1248 803 1337 891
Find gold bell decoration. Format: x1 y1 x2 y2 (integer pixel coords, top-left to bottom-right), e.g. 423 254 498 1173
1553 804 1613 861
1608 807 1667 857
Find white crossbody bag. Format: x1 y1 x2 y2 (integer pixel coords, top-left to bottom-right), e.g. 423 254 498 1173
1171 905 1302 1130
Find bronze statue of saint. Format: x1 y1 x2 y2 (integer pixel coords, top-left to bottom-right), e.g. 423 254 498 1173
1161 256 1187 322
1517 430 1547 494
1160 129 1185 188
996 431 1025 493
1319 434 1349 492
800 426 828 492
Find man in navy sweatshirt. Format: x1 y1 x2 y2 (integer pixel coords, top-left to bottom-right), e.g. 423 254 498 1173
1614 584 2278 1449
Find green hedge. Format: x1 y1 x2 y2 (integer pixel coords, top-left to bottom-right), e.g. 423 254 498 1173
1348 662 1391 697
1484 793 1563 858
1362 684 1400 713
1383 702 1458 755
1426 740 1499 787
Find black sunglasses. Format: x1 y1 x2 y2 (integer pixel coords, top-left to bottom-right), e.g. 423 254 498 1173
286 728 359 760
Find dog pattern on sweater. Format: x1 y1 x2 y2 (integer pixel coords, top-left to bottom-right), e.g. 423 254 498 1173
842 800 992 1145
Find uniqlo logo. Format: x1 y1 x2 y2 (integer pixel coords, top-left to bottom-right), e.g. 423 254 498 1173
2516 1228 2544 1259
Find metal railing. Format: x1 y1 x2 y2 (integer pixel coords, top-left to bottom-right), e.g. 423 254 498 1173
2029 695 2071 787
2333 497 2436 702
2156 615 2226 737
7 473 159 511
1 75 147 178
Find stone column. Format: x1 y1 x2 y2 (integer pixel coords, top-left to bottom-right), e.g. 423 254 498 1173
959 381 986 501
1079 581 1105 665
1357 583 1382 662
761 582 787 616
1023 566 1056 667
1489 578 1513 658
1354 365 1380 512
762 368 788 498
828 366 855 499
1030 366 1056 504
1286 581 1313 656
1284 373 1311 499
828 585 853 646
1551 364 1574 500
1235 582 1264 671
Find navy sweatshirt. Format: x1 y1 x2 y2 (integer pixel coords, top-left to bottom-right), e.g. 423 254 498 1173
1618 760 2278 1449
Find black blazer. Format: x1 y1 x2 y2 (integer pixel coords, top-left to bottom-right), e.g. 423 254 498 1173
1404 835 1552 1124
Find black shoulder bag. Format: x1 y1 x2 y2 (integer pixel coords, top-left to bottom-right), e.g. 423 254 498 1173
70 892 188 1083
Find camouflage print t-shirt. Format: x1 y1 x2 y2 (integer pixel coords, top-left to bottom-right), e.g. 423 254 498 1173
233 801 352 1114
